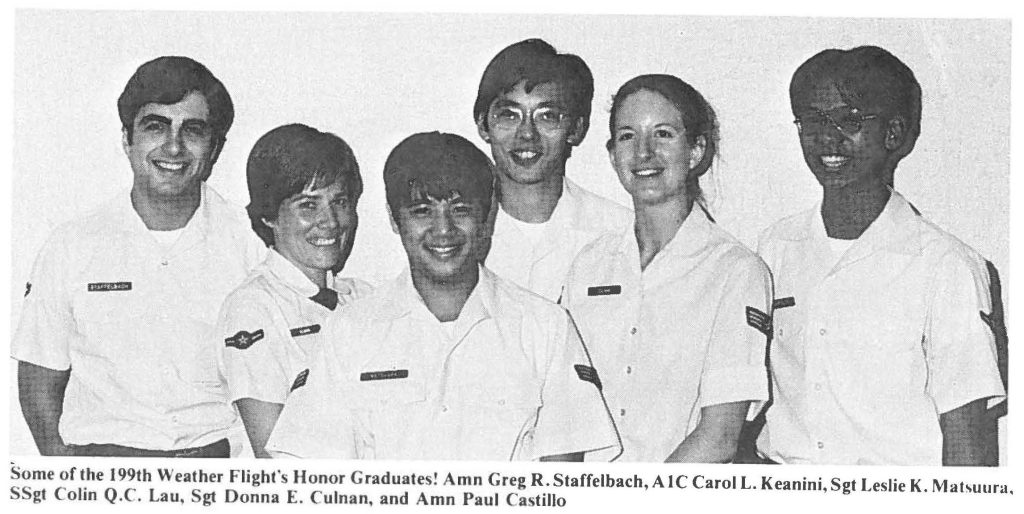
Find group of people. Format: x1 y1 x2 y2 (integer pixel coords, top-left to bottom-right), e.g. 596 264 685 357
13 38 1006 466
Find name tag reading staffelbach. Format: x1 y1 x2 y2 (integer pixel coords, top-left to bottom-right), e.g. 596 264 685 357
360 369 409 381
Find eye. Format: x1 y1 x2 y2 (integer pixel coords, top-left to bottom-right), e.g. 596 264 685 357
615 131 635 142
331 197 351 209
450 203 474 216
654 128 676 139
142 121 165 132
535 109 564 123
495 108 521 121
182 123 209 138
298 200 318 211
408 205 431 217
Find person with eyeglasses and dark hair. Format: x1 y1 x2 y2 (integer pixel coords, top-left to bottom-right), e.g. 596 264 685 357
215 124 373 458
754 46 1004 466
475 38 631 303
12 56 265 457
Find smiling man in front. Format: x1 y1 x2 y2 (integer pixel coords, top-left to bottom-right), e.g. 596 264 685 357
13 56 264 457
266 132 620 461
755 46 1004 466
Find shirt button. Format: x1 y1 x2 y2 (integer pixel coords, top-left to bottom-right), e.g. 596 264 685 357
817 442 825 449
814 383 822 391
629 327 637 335
625 366 632 375
497 399 506 406
619 408 626 416
161 260 169 266
441 405 449 413
819 328 827 336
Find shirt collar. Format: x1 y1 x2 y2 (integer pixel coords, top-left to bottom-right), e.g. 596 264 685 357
801 190 922 255
373 265 495 325
616 205 714 261
263 249 338 298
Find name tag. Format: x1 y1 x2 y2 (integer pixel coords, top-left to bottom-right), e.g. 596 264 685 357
772 297 796 310
587 285 621 296
360 369 409 381
88 281 132 292
290 324 321 337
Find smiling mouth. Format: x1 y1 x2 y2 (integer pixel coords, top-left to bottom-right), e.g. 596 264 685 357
509 150 542 166
425 243 462 259
632 167 663 177
820 155 850 169
308 237 338 247
153 160 189 172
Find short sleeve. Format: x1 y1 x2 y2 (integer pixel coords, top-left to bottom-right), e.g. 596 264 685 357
529 311 622 461
699 255 772 412
265 323 358 459
12 229 75 370
925 251 1005 413
216 287 296 404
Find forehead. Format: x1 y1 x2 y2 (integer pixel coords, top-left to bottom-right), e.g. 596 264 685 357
293 179 348 199
614 89 683 125
492 80 568 108
133 90 210 124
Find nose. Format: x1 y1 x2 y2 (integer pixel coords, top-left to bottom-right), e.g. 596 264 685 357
317 205 340 230
638 134 655 162
163 127 185 155
515 114 538 141
432 206 454 235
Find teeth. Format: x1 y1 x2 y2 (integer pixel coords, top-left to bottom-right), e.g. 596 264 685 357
428 245 458 255
634 168 661 177
154 161 186 171
821 156 849 167
310 237 337 246
513 151 538 159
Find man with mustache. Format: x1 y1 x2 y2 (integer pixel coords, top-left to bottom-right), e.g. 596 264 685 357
13 56 264 457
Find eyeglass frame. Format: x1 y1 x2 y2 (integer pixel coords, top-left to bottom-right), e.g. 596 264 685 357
488 103 572 133
793 107 880 137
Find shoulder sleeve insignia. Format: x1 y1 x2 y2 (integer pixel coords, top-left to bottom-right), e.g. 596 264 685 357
289 324 321 337
573 364 602 391
225 329 265 350
772 297 795 310
746 306 772 337
360 369 409 381
290 369 310 392
587 285 622 296
24 282 31 297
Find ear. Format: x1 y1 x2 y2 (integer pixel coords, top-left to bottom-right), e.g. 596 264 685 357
689 135 708 172
566 116 589 146
386 203 400 234
476 115 492 144
121 128 131 157
607 144 617 171
261 216 277 230
884 117 906 151
208 138 224 166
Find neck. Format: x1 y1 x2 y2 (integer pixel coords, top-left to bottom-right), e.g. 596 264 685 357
498 171 564 223
131 187 201 231
412 265 479 323
820 180 891 239
633 196 693 271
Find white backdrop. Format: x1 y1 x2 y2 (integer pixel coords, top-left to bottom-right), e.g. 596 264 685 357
8 10 1011 458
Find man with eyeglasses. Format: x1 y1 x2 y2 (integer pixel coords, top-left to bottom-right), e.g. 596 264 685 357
753 46 1004 465
474 38 631 302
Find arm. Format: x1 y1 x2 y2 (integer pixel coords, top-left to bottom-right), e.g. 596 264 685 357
940 398 997 466
235 398 285 459
18 361 73 456
665 401 749 463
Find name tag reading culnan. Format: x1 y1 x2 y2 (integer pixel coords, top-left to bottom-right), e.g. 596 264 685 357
587 285 622 296
360 369 409 381
87 281 132 292
290 324 321 337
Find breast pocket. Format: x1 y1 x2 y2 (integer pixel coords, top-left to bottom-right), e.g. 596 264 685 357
348 374 428 459
461 384 542 460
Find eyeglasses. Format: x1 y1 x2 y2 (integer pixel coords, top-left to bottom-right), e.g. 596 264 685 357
793 108 878 137
490 106 569 132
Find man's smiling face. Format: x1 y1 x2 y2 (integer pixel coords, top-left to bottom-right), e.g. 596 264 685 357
124 90 219 201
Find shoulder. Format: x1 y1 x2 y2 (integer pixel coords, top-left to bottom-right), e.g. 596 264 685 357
913 215 989 281
483 267 566 322
218 271 280 318
203 185 256 234
41 193 131 257
570 230 622 271
565 179 633 230
708 223 772 280
335 276 376 298
757 206 814 248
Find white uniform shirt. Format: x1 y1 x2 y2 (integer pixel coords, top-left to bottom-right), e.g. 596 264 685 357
486 178 632 302
563 209 772 462
12 184 266 450
266 266 622 461
757 192 1005 465
216 250 373 404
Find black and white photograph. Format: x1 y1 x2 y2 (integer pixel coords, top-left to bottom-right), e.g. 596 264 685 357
5 2 1019 511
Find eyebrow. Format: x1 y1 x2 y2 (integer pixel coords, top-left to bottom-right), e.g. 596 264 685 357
137 114 171 126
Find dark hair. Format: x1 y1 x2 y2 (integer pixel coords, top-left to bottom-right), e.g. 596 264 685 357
118 56 234 146
790 45 922 163
383 132 494 222
245 124 362 246
607 74 720 210
473 39 594 134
